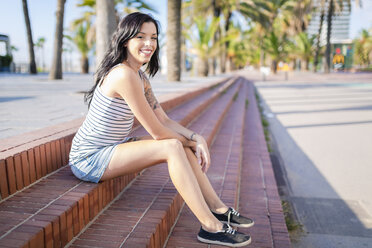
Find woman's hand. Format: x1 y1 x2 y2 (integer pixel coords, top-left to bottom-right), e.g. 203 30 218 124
193 134 211 173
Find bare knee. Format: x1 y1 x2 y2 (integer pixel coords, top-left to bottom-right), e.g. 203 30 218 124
162 139 184 160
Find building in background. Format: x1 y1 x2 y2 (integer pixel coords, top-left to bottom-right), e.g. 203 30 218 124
307 0 354 70
0 34 14 72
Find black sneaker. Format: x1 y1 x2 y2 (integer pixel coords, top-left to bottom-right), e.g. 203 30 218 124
197 224 251 247
212 207 254 228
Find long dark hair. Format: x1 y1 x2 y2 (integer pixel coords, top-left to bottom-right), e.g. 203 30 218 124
85 12 160 106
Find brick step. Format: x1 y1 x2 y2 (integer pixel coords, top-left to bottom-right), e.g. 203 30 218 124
164 79 249 248
0 77 239 248
238 81 290 248
0 76 231 200
66 78 244 248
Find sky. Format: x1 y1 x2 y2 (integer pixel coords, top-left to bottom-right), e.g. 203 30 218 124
0 0 371 69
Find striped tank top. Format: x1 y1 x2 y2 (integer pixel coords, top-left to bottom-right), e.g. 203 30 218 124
69 64 144 163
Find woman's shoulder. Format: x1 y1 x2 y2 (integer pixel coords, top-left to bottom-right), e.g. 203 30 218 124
107 63 136 81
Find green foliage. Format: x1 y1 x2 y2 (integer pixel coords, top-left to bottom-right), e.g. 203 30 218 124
287 32 316 70
262 118 269 128
0 55 12 67
293 32 316 60
282 201 303 232
227 24 254 68
77 0 156 16
186 16 221 60
263 29 290 62
34 37 46 48
354 28 372 67
233 92 239 101
68 20 92 57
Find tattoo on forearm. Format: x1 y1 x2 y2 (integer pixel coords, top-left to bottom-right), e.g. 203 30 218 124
144 78 160 110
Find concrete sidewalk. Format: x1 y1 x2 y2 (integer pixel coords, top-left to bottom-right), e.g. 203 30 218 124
0 72 230 139
241 69 372 248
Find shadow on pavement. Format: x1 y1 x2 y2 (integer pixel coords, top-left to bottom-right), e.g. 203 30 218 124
0 96 34 103
255 82 372 248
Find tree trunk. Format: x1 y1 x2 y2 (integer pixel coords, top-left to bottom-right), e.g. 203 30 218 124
220 45 226 73
260 43 265 67
221 11 232 74
167 0 181 81
271 60 278 74
211 0 221 75
226 57 233 72
314 7 325 72
198 58 208 77
81 56 89 74
42 46 45 72
305 59 309 71
22 0 37 74
96 0 116 68
325 0 334 73
49 0 66 79
181 35 186 72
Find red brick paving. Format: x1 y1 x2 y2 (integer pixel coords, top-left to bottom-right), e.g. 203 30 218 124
0 76 291 248
166 79 291 248
238 80 291 248
165 78 247 248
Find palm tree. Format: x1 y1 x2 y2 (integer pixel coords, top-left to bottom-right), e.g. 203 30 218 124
49 0 66 79
21 0 37 74
182 0 217 75
313 0 326 72
241 25 262 67
167 0 181 81
220 0 241 72
240 0 272 67
34 37 46 72
67 19 94 73
211 0 221 75
354 29 372 68
263 25 290 73
226 25 251 69
291 32 316 70
324 0 335 73
183 0 248 73
281 0 314 36
186 16 221 76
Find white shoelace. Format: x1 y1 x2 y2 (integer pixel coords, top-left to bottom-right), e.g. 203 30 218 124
225 224 236 235
227 208 240 226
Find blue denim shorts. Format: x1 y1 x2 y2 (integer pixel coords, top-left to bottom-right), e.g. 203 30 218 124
69 136 139 183
70 144 118 183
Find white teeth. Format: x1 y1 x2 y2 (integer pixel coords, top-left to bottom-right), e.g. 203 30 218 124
141 49 152 54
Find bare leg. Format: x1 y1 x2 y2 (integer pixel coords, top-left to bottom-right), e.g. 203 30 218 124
100 138 223 232
184 147 229 214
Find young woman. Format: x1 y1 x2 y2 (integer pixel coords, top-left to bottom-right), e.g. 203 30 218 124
69 12 253 247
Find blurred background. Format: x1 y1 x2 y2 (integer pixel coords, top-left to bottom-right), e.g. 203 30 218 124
0 0 371 79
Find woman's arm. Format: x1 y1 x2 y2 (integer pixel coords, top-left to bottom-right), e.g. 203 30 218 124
109 66 193 147
143 77 211 172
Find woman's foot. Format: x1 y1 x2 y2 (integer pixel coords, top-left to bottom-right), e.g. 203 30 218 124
212 207 254 228
197 223 251 247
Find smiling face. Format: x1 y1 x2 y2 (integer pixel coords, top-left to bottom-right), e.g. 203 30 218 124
125 22 158 68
